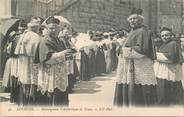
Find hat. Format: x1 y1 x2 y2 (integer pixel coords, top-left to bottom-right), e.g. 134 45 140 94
109 28 116 32
130 8 143 15
127 8 144 21
160 27 172 33
54 16 71 26
46 16 60 25
18 20 27 29
27 17 41 27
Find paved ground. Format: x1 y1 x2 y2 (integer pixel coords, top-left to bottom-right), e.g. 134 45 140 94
0 72 118 116
0 72 117 107
0 72 184 116
69 72 116 107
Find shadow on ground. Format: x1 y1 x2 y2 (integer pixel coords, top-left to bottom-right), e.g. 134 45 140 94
91 77 112 81
72 81 102 94
0 96 9 102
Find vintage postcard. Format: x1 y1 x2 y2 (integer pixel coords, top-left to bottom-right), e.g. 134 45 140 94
0 0 184 116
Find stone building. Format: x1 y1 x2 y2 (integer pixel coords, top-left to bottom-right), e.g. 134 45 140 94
13 0 132 32
56 0 131 32
157 0 184 34
0 0 183 33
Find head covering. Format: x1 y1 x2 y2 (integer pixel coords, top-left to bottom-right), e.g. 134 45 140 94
96 31 103 37
130 8 143 15
27 16 41 27
128 8 144 20
54 16 71 26
18 20 27 30
95 31 104 40
87 30 93 35
45 16 60 25
109 28 116 32
42 16 71 31
103 32 109 39
160 27 172 33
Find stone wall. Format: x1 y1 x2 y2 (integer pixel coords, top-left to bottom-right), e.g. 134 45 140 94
57 0 131 32
14 0 159 33
4 0 184 33
158 0 183 34
15 0 65 20
57 0 160 33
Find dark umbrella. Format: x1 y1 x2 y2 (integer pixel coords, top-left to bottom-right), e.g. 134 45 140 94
0 18 21 79
1 18 21 37
0 18 21 50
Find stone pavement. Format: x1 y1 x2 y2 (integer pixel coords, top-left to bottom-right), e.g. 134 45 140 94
0 72 117 107
69 72 116 107
0 72 184 116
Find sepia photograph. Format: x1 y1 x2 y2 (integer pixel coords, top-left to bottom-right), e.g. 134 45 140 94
0 0 184 116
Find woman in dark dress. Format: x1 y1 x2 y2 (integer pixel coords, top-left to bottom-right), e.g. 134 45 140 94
88 31 97 78
79 47 90 81
95 45 106 75
78 33 96 81
95 34 106 75
88 48 96 78
111 41 118 71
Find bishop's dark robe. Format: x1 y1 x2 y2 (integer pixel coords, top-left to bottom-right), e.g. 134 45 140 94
37 35 69 106
114 25 157 107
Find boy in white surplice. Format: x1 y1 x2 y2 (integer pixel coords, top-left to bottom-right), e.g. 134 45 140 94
10 17 41 105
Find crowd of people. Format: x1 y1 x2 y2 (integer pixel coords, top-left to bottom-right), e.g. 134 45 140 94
0 15 127 106
0 7 184 107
